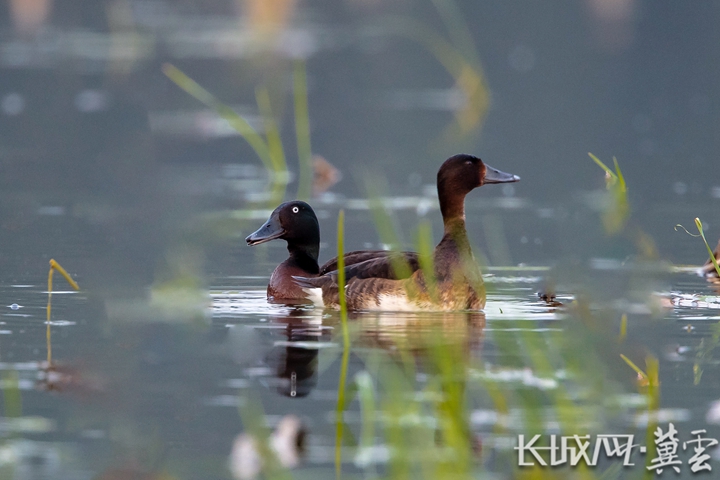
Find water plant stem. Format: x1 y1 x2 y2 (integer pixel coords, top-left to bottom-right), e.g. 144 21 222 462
162 64 273 171
293 61 313 201
695 218 720 277
415 221 439 303
46 259 80 365
2 370 21 419
162 63 288 203
619 313 628 342
335 209 350 479
643 357 660 480
589 153 629 235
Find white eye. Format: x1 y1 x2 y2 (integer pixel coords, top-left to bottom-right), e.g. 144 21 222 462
465 160 472 165
292 206 299 213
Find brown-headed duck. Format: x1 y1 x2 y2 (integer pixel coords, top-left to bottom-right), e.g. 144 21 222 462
293 154 520 311
246 201 419 301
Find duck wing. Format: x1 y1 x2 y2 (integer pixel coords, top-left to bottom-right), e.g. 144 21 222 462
293 274 415 310
319 250 420 279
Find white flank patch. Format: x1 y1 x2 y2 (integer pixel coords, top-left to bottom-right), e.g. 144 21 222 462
302 288 324 307
367 294 427 312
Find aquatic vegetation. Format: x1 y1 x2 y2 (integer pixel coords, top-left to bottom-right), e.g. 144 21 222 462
2 370 21 419
415 220 439 304
619 313 628 342
588 153 629 235
46 259 80 365
315 205 634 479
675 217 720 286
343 315 479 479
293 61 313 201
694 218 720 277
362 174 415 280
376 0 490 142
163 62 316 204
695 321 720 386
642 357 660 477
334 209 351 478
162 64 280 174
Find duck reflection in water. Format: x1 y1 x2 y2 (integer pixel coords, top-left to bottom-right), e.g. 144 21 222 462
352 310 486 459
258 308 329 398
270 310 326 398
354 310 485 357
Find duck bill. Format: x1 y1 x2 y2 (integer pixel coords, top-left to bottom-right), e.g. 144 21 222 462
483 164 521 184
246 214 285 246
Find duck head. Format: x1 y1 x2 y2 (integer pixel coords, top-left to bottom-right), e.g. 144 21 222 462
437 154 520 220
246 201 320 259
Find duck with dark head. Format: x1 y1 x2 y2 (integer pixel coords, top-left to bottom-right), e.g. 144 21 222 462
246 201 320 300
294 154 520 311
246 201 420 301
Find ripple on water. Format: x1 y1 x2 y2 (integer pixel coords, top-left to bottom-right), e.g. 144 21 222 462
44 320 76 326
210 289 288 318
671 292 720 309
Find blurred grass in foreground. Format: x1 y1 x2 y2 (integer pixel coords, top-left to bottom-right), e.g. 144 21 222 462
588 153 628 236
372 0 489 144
335 210 351 479
163 61 315 205
321 153 665 479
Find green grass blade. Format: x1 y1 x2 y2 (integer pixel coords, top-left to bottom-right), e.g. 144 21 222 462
619 313 627 342
415 220 438 303
2 370 21 419
337 210 349 343
162 64 273 172
255 86 287 175
613 156 627 192
620 354 648 381
643 356 660 480
362 174 413 279
294 60 313 201
373 16 489 134
589 153 629 234
696 218 720 277
588 152 616 181
430 0 481 65
335 209 350 479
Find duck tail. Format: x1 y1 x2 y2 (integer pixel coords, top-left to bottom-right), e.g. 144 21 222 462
292 275 323 289
292 276 329 307
292 275 343 308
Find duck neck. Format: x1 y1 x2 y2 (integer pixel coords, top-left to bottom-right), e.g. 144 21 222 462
442 217 471 251
439 183 473 257
287 242 320 275
438 174 469 219
440 184 469 235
